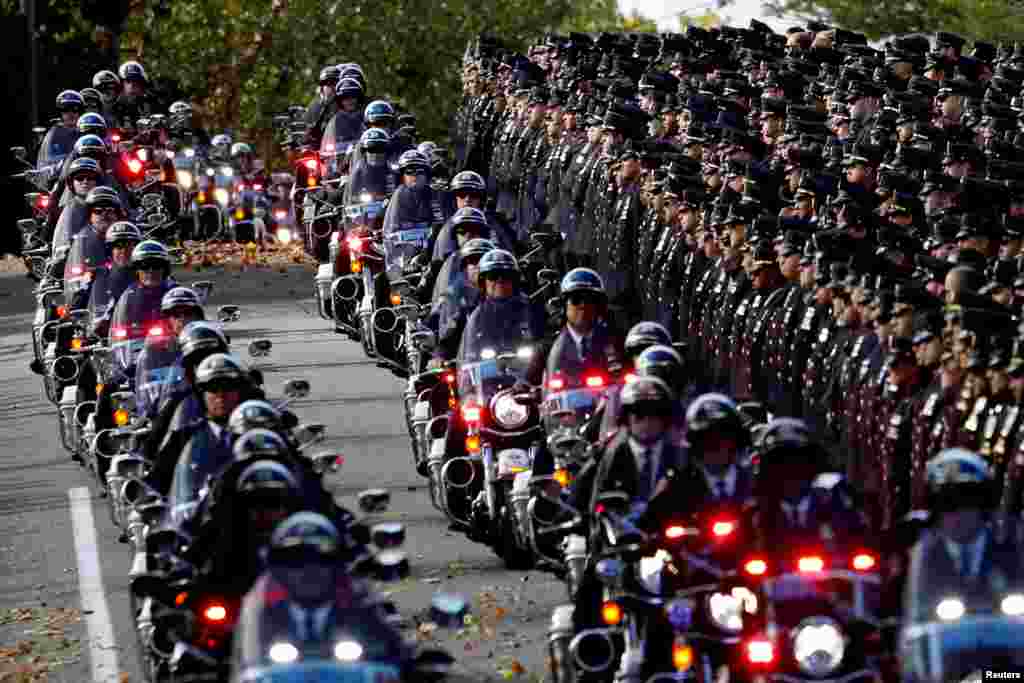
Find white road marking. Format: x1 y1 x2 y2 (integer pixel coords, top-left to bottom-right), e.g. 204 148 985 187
69 487 121 682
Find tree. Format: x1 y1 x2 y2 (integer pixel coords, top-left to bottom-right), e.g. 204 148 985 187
621 9 658 33
761 0 1024 41
678 9 724 30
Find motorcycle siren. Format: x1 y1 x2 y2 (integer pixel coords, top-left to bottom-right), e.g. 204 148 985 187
560 267 606 302
624 321 672 358
683 393 747 448
92 69 121 91
179 322 229 365
335 77 364 99
105 221 143 245
194 352 248 389
450 170 487 195
363 99 396 126
231 428 289 461
229 401 284 437
74 134 109 159
118 60 148 83
56 90 85 113
925 447 995 512
161 286 203 315
397 149 430 176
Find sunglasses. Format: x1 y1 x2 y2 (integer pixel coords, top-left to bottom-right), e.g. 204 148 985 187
567 293 600 306
73 175 99 183
137 262 164 272
168 307 198 319
93 207 120 216
203 380 241 394
111 241 136 250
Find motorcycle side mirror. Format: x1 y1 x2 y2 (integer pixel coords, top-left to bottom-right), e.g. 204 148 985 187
371 522 405 548
10 146 26 161
309 452 343 475
294 422 325 446
217 305 241 323
595 491 631 511
248 339 273 358
282 378 309 399
371 550 409 582
429 593 469 629
537 268 560 283
357 488 390 514
190 281 214 303
412 648 456 682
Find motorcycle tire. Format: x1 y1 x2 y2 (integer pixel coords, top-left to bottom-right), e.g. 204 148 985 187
500 505 534 570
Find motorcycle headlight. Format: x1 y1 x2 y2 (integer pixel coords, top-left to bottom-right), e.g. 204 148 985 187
220 166 234 177
206 167 216 176
492 393 529 429
333 640 363 662
516 345 534 359
1002 593 1024 617
936 597 965 621
792 617 845 677
184 147 196 158
359 192 372 203
707 592 743 632
176 170 193 190
268 641 299 664
276 227 293 244
213 188 230 206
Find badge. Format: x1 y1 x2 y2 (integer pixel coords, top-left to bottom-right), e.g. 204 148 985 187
922 392 939 417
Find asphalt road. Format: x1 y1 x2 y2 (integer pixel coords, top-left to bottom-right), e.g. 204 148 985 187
0 263 565 682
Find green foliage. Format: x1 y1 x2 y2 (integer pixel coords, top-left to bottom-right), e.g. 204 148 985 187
621 10 658 33
761 0 1024 41
678 9 724 30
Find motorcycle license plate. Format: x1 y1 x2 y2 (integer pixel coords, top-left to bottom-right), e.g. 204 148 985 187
393 226 430 245
497 448 531 477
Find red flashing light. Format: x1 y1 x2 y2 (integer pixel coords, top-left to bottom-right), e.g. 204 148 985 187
746 638 774 664
113 327 128 339
253 184 263 191
274 210 287 220
585 374 606 388
744 558 767 576
443 372 455 384
147 326 164 337
203 603 227 623
111 134 121 142
547 376 565 391
38 195 50 208
711 519 736 538
798 556 825 573
346 236 363 252
852 553 876 571
127 158 143 174
303 158 318 171
55 305 68 318
624 372 637 384
461 401 482 423
665 525 686 540
70 265 84 276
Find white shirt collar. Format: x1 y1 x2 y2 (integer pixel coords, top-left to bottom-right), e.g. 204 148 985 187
944 528 988 577
701 464 738 497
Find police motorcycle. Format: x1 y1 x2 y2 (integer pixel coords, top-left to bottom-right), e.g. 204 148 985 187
127 479 417 683
895 450 1024 683
545 491 695 683
328 128 395 337
166 143 203 240
731 477 885 683
267 172 299 245
193 135 238 240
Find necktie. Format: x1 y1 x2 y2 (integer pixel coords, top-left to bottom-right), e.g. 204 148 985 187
638 449 653 497
715 480 726 500
305 608 318 641
580 335 591 360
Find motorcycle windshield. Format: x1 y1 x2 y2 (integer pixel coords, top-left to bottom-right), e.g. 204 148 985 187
51 202 90 257
458 297 543 369
168 447 218 525
541 374 603 432
63 231 108 305
343 199 386 230
320 120 357 178
235 587 407 673
901 617 1024 676
458 352 533 403
231 662 403 683
134 332 183 418
86 267 112 331
109 288 166 374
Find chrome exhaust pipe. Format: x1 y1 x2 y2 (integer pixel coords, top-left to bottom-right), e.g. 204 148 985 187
440 457 476 489
93 429 126 460
332 275 361 302
569 629 616 674
372 307 399 334
74 400 96 428
547 605 576 683
50 355 79 383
